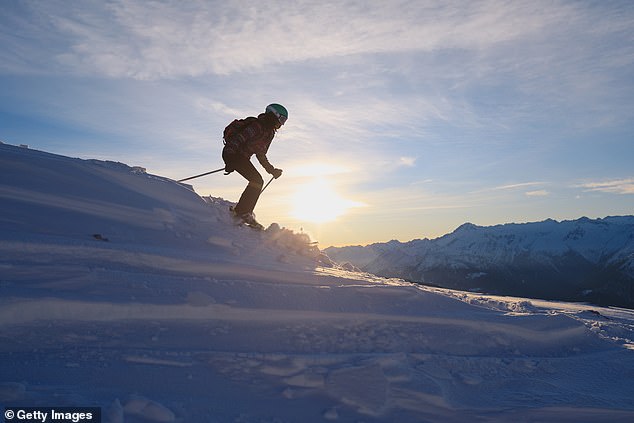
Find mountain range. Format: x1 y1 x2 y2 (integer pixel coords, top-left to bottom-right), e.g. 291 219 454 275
326 217 634 308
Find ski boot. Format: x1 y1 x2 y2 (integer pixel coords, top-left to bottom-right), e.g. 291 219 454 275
230 207 265 231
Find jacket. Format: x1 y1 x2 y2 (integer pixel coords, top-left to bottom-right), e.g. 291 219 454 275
223 113 276 173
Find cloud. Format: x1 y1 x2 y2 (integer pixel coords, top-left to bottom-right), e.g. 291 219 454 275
195 100 245 119
525 190 549 197
579 178 634 195
3 0 606 80
4 0 632 136
399 157 416 167
493 182 546 191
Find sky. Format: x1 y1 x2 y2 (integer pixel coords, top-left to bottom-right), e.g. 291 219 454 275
1 0 633 247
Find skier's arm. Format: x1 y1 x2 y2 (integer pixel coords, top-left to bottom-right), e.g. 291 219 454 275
256 153 282 179
256 153 275 174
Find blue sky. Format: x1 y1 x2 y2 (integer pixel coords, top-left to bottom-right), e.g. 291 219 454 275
1 0 633 247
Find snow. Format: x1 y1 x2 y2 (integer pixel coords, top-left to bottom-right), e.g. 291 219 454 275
1 142 634 422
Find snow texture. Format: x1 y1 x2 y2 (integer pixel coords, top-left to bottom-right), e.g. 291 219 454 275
1 142 634 422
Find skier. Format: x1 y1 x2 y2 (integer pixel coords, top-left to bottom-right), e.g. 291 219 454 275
222 103 288 229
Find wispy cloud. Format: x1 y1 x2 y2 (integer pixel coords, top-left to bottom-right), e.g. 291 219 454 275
470 182 547 195
492 182 546 191
399 157 416 167
525 190 549 197
4 0 632 134
2 0 613 80
579 178 634 195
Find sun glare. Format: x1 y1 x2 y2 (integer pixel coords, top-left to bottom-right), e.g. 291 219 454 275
290 178 362 223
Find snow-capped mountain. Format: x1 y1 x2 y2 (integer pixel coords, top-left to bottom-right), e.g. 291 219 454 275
326 217 634 308
2 142 634 422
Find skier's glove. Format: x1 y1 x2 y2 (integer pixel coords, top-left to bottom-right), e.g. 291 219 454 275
271 168 283 179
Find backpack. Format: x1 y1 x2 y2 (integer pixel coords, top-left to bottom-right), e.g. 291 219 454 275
223 117 256 145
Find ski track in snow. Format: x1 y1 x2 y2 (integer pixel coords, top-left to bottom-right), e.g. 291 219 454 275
1 143 634 422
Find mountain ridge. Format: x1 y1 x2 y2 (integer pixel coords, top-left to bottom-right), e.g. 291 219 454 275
326 216 634 308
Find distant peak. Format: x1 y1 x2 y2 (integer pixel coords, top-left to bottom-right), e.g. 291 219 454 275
455 222 478 232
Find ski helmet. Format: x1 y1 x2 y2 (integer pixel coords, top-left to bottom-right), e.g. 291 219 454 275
265 103 288 125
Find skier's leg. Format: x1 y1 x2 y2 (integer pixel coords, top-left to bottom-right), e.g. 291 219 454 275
224 153 263 215
236 178 263 215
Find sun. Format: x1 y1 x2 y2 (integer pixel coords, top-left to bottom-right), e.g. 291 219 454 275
290 178 361 223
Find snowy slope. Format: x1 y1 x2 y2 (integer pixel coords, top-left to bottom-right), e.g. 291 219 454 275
326 218 634 308
1 143 634 423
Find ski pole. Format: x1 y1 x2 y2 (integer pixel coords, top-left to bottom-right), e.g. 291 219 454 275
260 175 275 194
177 167 225 183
